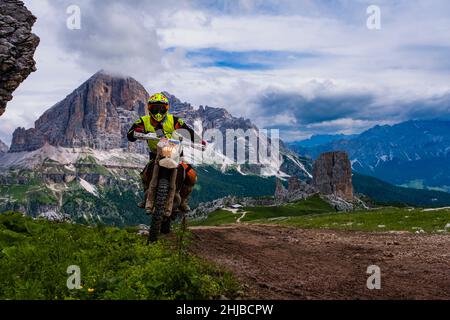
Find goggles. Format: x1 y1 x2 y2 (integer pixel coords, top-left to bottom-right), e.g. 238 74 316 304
148 103 168 115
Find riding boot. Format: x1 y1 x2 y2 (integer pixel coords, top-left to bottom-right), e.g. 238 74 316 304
138 160 154 209
179 184 194 212
137 200 145 209
137 189 148 209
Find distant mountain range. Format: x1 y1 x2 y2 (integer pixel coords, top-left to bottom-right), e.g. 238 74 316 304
289 120 450 193
287 134 357 148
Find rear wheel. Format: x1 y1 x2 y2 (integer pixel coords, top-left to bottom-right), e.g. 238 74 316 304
148 178 169 243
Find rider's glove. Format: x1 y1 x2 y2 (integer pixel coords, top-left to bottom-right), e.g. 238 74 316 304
133 127 144 139
201 140 207 151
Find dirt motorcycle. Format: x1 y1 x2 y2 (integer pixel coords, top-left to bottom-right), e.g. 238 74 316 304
134 130 204 242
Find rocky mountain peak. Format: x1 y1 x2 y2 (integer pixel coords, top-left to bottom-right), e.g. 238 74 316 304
7 71 264 155
10 71 149 152
72 70 148 111
198 105 232 120
274 179 288 199
0 0 40 116
162 91 195 114
313 151 353 201
274 175 315 203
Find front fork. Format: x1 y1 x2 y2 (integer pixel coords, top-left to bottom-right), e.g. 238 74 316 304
145 158 179 217
145 159 159 214
164 169 178 217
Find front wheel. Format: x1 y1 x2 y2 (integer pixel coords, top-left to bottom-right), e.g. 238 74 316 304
160 217 171 234
148 178 169 243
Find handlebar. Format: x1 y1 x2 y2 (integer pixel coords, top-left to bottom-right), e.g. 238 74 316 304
134 132 181 144
134 132 205 150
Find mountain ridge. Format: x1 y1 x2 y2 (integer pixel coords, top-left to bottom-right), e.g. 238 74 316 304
290 120 450 192
353 172 450 207
288 134 357 148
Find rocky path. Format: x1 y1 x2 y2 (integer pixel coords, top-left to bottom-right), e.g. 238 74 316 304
189 224 450 300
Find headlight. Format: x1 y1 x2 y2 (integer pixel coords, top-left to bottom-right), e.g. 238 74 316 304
159 142 179 158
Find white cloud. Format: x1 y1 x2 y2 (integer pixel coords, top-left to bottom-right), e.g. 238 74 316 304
0 0 91 145
158 13 349 52
1 0 450 145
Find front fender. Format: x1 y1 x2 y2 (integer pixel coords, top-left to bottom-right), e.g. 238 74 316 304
159 158 179 169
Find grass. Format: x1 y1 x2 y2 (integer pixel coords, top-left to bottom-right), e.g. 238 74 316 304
190 210 241 226
242 194 335 221
0 212 239 300
192 194 450 234
0 185 34 203
0 184 57 205
271 207 450 233
75 163 110 176
192 195 335 226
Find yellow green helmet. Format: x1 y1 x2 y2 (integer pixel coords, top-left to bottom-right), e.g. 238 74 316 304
148 92 170 122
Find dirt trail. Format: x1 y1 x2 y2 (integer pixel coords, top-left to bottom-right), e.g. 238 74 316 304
236 211 247 223
189 224 450 300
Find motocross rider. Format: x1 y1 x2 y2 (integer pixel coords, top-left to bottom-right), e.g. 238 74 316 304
127 92 205 213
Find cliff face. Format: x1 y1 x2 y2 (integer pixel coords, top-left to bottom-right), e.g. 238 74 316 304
164 91 257 133
274 176 315 203
0 0 40 116
10 71 149 153
9 73 260 153
313 151 353 201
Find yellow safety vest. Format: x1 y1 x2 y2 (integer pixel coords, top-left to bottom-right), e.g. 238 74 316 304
141 114 176 152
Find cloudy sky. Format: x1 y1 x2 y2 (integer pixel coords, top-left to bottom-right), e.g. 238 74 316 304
1 0 450 144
